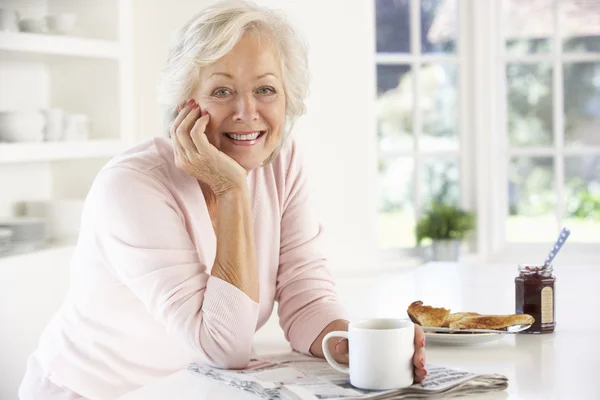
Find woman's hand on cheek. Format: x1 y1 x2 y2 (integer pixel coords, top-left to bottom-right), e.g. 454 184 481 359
413 324 427 383
171 99 247 197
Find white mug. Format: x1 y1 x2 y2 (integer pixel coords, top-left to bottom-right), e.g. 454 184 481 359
322 318 415 390
43 108 65 141
63 113 90 140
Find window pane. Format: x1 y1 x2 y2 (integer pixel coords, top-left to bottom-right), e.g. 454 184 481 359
420 158 460 206
561 0 600 53
564 62 600 147
507 63 553 147
421 0 457 54
375 0 410 53
378 157 416 248
420 63 458 151
507 157 557 242
565 156 600 243
504 0 552 55
377 64 413 153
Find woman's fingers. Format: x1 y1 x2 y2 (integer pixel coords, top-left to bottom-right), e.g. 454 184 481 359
413 345 425 368
175 103 202 153
414 366 427 383
334 338 349 365
190 112 211 152
413 324 427 382
413 324 426 370
171 100 199 170
171 99 195 137
414 324 425 348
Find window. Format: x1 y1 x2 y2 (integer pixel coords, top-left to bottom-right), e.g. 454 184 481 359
375 0 600 260
375 0 464 251
498 0 600 251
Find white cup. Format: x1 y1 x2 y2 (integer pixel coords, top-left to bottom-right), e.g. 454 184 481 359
322 318 415 390
0 9 19 32
63 113 90 141
44 108 65 141
45 13 76 35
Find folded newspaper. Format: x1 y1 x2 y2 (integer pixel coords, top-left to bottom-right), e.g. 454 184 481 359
188 352 508 400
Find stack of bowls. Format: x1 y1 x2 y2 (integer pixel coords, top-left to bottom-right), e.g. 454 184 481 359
0 217 46 254
0 111 45 142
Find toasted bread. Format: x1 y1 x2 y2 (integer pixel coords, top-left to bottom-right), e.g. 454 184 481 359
442 312 481 328
449 314 535 330
407 301 451 327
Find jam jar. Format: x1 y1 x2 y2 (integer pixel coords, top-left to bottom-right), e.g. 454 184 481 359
515 264 555 334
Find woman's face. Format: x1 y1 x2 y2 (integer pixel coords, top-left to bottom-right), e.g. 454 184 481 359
194 33 286 171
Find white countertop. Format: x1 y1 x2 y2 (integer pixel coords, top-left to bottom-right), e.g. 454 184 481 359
119 262 600 400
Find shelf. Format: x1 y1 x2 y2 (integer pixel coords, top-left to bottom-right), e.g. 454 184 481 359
0 139 129 163
0 31 121 60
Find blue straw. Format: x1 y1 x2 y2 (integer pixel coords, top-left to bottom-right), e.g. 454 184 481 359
544 227 571 266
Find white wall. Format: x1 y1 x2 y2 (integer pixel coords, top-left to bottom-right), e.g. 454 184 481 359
132 0 378 275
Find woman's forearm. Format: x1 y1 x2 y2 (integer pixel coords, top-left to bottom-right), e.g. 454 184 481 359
210 187 259 303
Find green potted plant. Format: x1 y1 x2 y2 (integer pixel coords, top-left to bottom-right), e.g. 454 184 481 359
415 202 476 261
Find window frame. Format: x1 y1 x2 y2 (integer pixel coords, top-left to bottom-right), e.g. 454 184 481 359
375 0 473 261
483 0 600 263
376 0 600 264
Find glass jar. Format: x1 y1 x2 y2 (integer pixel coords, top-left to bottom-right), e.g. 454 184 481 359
515 264 555 334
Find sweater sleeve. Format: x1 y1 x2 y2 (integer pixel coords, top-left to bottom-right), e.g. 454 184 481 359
90 166 259 369
275 144 348 355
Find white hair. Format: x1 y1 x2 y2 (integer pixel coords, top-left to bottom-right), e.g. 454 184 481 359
157 0 309 164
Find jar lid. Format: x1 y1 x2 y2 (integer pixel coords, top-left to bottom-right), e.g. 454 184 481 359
518 263 553 276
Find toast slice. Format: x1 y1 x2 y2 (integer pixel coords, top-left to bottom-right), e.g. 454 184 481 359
442 312 481 328
449 314 535 330
407 301 450 327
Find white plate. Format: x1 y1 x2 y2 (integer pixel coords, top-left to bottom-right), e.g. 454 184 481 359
425 332 505 346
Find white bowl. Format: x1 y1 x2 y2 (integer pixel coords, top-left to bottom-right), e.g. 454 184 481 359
0 132 44 142
0 111 45 128
0 111 45 142
45 13 76 35
19 18 46 33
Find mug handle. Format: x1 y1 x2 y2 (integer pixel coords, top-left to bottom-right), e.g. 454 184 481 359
322 331 349 374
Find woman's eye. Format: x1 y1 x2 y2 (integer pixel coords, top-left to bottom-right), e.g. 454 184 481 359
257 86 276 95
212 88 232 97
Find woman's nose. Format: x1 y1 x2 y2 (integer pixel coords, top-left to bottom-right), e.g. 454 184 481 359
233 93 259 122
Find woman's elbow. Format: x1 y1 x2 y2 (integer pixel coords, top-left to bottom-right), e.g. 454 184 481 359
196 334 253 369
208 350 252 370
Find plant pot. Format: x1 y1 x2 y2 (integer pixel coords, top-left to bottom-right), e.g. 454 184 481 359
431 239 461 261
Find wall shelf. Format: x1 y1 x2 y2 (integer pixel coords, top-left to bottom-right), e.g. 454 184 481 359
0 139 129 163
0 32 121 60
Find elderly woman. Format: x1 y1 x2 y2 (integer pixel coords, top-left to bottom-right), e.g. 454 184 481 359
19 1 426 399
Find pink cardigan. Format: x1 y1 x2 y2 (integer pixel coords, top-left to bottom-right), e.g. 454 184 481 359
19 137 347 399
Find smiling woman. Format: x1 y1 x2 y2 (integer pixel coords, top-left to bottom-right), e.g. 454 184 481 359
157 0 309 167
17 1 426 399
193 33 286 171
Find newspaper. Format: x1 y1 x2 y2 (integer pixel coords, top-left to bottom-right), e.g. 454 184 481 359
187 352 508 400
